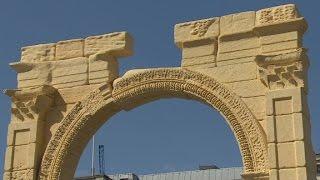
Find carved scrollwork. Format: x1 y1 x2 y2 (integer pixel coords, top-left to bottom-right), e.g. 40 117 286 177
255 48 308 90
39 68 268 179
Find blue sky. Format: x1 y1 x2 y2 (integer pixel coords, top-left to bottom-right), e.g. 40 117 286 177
0 0 319 177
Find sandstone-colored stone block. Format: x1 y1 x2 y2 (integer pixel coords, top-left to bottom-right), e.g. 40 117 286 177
225 79 268 98
216 56 254 66
7 143 36 170
293 113 305 141
88 53 119 85
174 17 220 47
7 122 39 146
56 39 84 60
279 168 297 180
295 141 307 167
182 40 217 59
275 114 295 142
220 11 255 35
296 167 308 180
261 39 301 53
21 43 55 62
267 116 276 143
241 96 265 120
15 62 52 89
181 55 216 67
55 84 100 105
269 169 279 180
260 31 300 45
51 57 88 89
217 48 259 61
84 32 133 57
218 36 259 54
268 143 278 169
277 142 296 168
256 4 299 26
196 62 257 83
266 88 304 116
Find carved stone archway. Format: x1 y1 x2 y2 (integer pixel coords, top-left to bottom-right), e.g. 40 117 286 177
39 68 268 180
3 4 317 180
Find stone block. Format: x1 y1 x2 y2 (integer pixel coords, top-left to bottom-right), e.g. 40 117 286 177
269 169 279 180
56 39 84 60
5 143 37 171
89 55 119 84
295 141 307 167
217 48 259 61
267 116 276 143
275 114 295 142
15 62 52 89
55 84 100 105
196 62 257 83
182 40 217 59
220 11 255 35
266 88 304 116
277 142 296 168
260 31 300 45
279 168 297 180
7 121 39 146
225 79 267 98
216 56 254 66
181 55 216 67
256 4 299 26
261 39 301 53
84 32 133 57
218 35 259 54
174 17 220 47
21 43 55 62
241 96 265 120
268 143 278 169
51 57 88 89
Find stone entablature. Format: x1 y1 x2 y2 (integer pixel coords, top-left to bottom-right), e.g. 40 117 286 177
3 4 317 180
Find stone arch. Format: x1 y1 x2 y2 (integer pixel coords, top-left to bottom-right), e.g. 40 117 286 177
39 68 268 179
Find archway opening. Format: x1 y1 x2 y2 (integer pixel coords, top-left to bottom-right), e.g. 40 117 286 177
75 98 242 177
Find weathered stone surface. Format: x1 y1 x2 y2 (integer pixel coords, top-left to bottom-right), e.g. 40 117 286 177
174 17 220 47
220 11 255 35
88 53 118 84
56 39 84 60
84 32 133 57
21 44 55 63
195 62 257 83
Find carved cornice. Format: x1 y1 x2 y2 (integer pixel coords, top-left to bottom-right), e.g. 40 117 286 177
39 68 268 179
4 85 56 122
255 48 308 90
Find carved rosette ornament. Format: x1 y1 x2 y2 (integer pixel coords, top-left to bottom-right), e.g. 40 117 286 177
255 48 308 90
190 19 215 37
39 68 268 180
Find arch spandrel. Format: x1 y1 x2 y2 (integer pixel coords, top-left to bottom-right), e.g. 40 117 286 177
39 68 268 180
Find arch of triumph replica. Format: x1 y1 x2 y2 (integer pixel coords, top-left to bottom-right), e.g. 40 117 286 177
3 4 318 180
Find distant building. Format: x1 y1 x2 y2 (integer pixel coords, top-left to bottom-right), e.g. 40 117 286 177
75 167 243 180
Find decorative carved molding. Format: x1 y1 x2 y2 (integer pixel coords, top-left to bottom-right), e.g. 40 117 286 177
39 68 268 180
257 4 299 25
190 19 215 37
4 85 56 122
255 48 308 90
